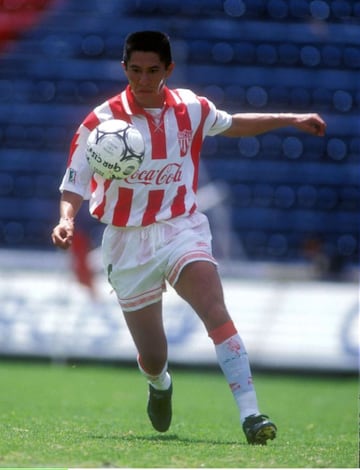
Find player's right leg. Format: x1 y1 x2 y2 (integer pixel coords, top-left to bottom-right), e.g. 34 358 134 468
123 301 173 432
101 224 173 432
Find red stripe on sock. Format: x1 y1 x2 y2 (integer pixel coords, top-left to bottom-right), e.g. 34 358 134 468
208 320 238 345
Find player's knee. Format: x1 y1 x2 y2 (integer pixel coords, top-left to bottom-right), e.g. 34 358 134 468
199 301 231 332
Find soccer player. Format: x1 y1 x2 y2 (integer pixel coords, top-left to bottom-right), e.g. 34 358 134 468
51 31 326 444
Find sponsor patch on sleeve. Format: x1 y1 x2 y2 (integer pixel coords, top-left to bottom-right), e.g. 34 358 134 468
68 168 77 184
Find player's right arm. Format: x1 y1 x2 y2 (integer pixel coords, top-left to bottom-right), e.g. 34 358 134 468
51 190 84 250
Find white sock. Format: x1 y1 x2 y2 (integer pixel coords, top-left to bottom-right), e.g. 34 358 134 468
209 320 260 423
137 356 172 391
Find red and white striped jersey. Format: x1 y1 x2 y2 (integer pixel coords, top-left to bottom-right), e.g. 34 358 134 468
60 85 232 227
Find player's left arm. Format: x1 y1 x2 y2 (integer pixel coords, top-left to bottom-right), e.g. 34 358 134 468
221 112 326 138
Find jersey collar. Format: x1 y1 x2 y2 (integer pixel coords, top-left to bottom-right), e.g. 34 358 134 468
124 85 178 115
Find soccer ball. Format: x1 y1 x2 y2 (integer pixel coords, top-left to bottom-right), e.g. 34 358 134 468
86 119 145 180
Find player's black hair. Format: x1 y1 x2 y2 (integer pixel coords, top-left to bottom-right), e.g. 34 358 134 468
123 31 172 68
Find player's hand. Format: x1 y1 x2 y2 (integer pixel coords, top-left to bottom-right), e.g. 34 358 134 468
292 113 326 137
51 218 74 249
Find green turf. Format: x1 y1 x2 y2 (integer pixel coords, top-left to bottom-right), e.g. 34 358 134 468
0 361 357 468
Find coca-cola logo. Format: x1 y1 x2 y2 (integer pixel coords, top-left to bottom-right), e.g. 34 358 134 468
125 163 183 185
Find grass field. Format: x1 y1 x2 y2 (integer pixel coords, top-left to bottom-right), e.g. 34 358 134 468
0 361 357 468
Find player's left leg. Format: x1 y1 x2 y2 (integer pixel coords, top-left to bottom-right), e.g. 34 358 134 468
173 260 277 444
123 301 172 432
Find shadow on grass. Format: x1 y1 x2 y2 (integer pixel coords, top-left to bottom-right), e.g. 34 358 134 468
87 432 241 446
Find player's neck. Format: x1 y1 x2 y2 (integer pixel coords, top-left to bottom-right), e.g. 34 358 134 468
133 90 166 109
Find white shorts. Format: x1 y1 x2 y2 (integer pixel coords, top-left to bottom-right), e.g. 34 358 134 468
102 212 217 312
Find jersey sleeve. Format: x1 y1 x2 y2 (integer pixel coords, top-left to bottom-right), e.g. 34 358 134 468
59 119 97 200
206 108 232 136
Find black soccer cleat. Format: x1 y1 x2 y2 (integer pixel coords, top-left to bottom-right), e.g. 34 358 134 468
242 414 277 445
147 383 173 432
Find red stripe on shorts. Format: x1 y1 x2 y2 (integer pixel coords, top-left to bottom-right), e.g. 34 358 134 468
167 250 216 286
120 285 164 311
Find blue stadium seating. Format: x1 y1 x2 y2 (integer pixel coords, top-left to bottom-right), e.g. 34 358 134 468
0 0 358 266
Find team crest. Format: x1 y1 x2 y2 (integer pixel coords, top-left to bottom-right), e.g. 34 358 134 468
177 129 192 156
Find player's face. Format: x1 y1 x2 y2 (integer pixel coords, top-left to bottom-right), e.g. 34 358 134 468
122 51 174 108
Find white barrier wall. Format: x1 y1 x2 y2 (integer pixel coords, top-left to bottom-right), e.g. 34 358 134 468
0 256 358 372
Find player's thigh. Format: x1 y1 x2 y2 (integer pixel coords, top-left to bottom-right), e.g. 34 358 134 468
173 261 231 331
123 301 168 373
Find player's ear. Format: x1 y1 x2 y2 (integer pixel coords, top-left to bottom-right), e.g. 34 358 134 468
165 62 175 78
121 61 127 71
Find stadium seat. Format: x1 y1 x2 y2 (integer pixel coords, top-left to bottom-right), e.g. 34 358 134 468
3 221 25 245
0 198 21 219
253 184 274 207
260 134 282 158
267 233 288 257
25 220 49 246
289 88 311 108
274 185 296 209
317 187 338 210
212 42 234 63
289 0 309 18
232 184 252 207
312 88 332 108
268 87 289 107
300 45 321 67
321 45 342 67
224 85 246 106
13 176 35 198
354 2 360 17
202 136 219 157
339 187 360 210
337 234 357 257
267 0 289 19
310 0 330 20
282 137 303 159
350 137 360 159
0 79 13 101
243 0 266 17
238 137 260 158
233 42 256 64
256 44 278 65
35 80 57 103
0 173 13 196
243 230 267 257
343 47 360 68
245 86 268 108
278 43 300 65
35 175 60 198
331 0 352 19
223 0 246 17
4 125 27 148
297 185 318 209
327 138 347 161
203 85 225 104
333 90 353 112
81 35 105 57
189 40 212 62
